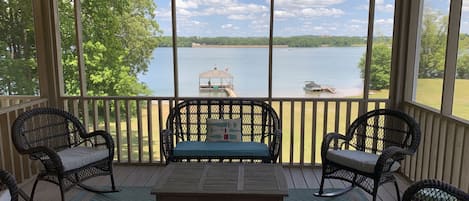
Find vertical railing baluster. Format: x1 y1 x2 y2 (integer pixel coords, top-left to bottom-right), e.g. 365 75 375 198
147 100 154 163
158 99 164 164
289 100 294 165
125 100 132 163
311 100 317 165
300 100 305 166
115 100 122 163
278 100 283 164
104 100 110 133
137 100 143 163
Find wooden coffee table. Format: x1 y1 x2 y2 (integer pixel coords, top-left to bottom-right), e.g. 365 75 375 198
151 163 288 201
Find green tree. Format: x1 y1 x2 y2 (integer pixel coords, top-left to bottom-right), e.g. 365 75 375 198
418 12 447 78
60 0 161 96
0 0 38 95
359 43 392 90
456 33 469 79
359 11 449 90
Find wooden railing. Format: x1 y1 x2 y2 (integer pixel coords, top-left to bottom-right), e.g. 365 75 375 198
401 102 469 192
4 97 469 192
0 96 39 108
0 98 48 183
61 97 389 166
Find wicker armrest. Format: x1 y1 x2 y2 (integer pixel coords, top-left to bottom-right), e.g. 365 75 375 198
0 169 18 201
375 146 410 173
83 130 115 160
321 132 348 159
86 130 115 149
26 146 65 172
268 129 282 161
161 129 173 161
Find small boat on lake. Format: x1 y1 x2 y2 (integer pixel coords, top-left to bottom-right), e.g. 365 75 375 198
303 81 336 94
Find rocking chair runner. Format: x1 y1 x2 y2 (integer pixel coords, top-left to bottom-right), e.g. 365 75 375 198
11 107 119 201
314 109 421 201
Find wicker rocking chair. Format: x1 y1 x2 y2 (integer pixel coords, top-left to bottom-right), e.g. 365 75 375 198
11 107 118 201
314 109 421 201
403 179 469 201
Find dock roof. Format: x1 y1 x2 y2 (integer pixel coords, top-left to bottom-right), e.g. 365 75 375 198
199 68 233 79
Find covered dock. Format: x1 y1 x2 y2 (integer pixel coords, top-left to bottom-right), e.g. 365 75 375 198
199 67 236 97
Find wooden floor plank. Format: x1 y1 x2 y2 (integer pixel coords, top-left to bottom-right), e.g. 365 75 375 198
18 165 409 201
144 165 164 187
282 168 295 188
301 167 320 189
311 168 334 189
121 166 159 186
289 167 308 188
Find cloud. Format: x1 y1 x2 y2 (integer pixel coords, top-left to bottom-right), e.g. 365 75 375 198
301 8 344 17
375 18 393 25
275 7 344 19
274 10 296 18
275 0 344 8
176 0 199 9
221 23 239 30
201 3 268 17
376 3 394 12
351 19 368 24
221 24 233 29
228 14 256 20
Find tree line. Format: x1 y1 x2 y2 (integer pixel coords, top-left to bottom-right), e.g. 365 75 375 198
157 36 370 47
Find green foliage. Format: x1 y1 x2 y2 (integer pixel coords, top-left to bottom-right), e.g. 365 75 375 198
359 43 392 90
0 0 38 95
359 11 469 90
60 0 161 96
418 12 447 78
457 34 469 79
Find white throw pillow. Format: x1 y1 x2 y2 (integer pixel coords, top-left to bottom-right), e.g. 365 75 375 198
206 118 242 142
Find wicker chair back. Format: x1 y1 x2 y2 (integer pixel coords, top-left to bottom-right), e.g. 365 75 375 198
167 99 280 143
402 179 469 201
346 109 420 155
11 107 86 156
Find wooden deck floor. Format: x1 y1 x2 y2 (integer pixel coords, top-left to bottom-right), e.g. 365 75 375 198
18 165 411 201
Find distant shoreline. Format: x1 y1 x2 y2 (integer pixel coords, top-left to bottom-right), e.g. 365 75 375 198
192 43 288 48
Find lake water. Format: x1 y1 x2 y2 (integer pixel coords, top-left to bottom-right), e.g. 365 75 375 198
139 47 365 97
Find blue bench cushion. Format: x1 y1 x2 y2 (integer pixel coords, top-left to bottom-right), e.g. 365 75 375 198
173 141 270 157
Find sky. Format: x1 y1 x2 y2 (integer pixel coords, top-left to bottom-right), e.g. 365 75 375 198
153 0 469 37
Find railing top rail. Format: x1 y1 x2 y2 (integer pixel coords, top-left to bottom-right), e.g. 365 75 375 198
0 95 40 100
60 96 389 102
0 98 48 114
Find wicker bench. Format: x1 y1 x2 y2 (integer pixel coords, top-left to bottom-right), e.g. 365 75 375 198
161 99 281 163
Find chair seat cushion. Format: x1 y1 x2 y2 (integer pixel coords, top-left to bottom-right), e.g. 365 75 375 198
0 189 10 201
326 150 400 173
57 147 109 171
173 141 270 158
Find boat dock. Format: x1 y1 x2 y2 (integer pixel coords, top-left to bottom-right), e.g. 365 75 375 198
199 67 237 97
199 84 237 97
304 81 336 94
